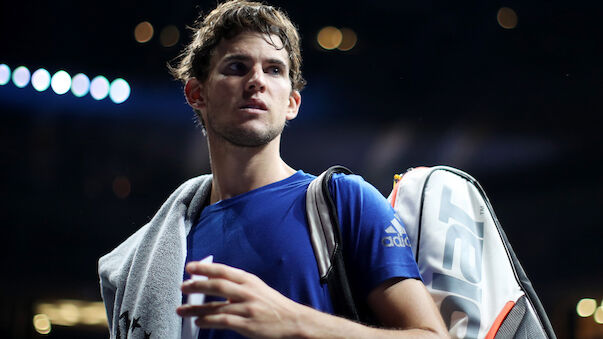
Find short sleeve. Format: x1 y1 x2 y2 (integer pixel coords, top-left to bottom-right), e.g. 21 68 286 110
329 173 421 300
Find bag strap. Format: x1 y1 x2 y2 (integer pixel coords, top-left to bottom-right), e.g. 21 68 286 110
305 165 360 321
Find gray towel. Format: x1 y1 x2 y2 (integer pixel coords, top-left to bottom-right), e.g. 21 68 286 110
98 174 212 339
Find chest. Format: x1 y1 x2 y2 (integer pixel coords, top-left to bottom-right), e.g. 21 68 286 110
186 189 322 296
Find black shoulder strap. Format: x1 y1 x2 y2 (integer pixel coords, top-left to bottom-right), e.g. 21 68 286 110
305 165 360 321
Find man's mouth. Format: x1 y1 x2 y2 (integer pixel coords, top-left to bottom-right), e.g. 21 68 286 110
240 99 267 111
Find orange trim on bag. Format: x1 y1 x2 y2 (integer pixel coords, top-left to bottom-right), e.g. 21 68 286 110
485 301 516 339
390 176 401 208
389 167 429 208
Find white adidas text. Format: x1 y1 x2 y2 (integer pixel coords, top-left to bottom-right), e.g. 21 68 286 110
381 216 411 248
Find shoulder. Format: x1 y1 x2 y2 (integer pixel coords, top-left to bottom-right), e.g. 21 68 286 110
99 174 212 273
172 174 213 201
98 221 150 289
329 173 386 202
328 172 394 225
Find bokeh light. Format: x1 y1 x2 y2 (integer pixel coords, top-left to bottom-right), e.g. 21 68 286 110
33 314 51 335
317 26 343 50
31 68 51 92
595 306 603 324
0 64 11 85
160 25 180 47
35 300 107 327
90 76 110 100
71 73 90 97
134 21 154 43
79 304 107 325
113 176 131 199
109 78 131 104
58 303 79 325
577 298 597 317
338 28 358 51
3 64 129 103
497 7 518 29
12 66 31 88
51 70 72 95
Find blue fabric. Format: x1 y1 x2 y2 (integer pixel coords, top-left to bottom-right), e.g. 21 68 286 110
185 170 420 339
329 173 421 299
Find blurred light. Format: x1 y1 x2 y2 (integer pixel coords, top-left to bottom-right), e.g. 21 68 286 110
0 64 10 85
577 298 597 317
71 73 90 97
33 314 51 335
160 25 180 47
4 63 128 105
317 26 342 50
90 76 110 100
31 68 51 92
109 78 131 104
113 176 131 199
34 300 107 328
12 66 31 88
51 70 72 95
134 21 154 43
80 304 107 325
58 302 79 325
595 306 603 324
338 28 357 51
497 7 518 29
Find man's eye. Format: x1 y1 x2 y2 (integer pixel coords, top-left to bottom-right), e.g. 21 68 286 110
225 62 247 75
267 66 282 75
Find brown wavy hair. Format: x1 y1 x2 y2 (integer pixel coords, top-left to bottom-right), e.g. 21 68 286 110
169 0 306 92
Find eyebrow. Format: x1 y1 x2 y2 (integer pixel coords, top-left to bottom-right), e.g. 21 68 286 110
222 54 288 68
222 54 251 63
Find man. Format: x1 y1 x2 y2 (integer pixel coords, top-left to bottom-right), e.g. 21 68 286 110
99 1 448 338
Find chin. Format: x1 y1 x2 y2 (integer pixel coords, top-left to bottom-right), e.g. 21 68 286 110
221 126 283 148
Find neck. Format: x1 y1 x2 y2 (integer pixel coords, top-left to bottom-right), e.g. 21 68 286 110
206 134 295 204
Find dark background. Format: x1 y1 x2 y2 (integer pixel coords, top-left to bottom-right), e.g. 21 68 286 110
1 0 602 338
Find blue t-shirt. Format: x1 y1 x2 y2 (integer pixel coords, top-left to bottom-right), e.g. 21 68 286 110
185 170 420 338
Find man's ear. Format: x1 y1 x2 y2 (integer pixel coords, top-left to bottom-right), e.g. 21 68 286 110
286 90 301 121
184 78 205 110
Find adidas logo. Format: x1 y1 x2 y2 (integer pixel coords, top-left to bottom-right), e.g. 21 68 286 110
381 216 411 248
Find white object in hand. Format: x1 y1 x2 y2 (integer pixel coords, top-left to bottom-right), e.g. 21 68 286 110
182 255 213 339
188 255 213 305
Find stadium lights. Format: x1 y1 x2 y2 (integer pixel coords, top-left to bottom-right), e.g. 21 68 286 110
71 73 90 97
0 64 10 85
317 26 358 51
51 70 71 95
109 78 131 104
90 75 110 100
31 68 51 92
12 66 31 88
577 298 603 325
33 299 107 335
0 63 131 104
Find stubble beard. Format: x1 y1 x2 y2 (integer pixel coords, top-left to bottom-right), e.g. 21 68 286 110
207 116 285 148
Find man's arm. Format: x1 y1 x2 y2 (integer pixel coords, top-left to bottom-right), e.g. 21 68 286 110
177 262 449 339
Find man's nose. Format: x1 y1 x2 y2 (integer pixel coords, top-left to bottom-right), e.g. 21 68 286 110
245 65 266 92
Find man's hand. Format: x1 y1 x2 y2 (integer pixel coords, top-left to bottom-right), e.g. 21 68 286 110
177 261 309 339
177 261 449 339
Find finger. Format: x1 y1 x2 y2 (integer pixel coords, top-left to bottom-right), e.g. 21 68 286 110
195 313 250 332
177 301 252 318
181 278 248 302
186 262 249 284
177 301 229 317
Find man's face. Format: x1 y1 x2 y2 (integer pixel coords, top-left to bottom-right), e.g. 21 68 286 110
188 31 301 148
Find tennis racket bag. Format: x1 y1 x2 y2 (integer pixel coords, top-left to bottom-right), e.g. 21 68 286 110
305 165 556 339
